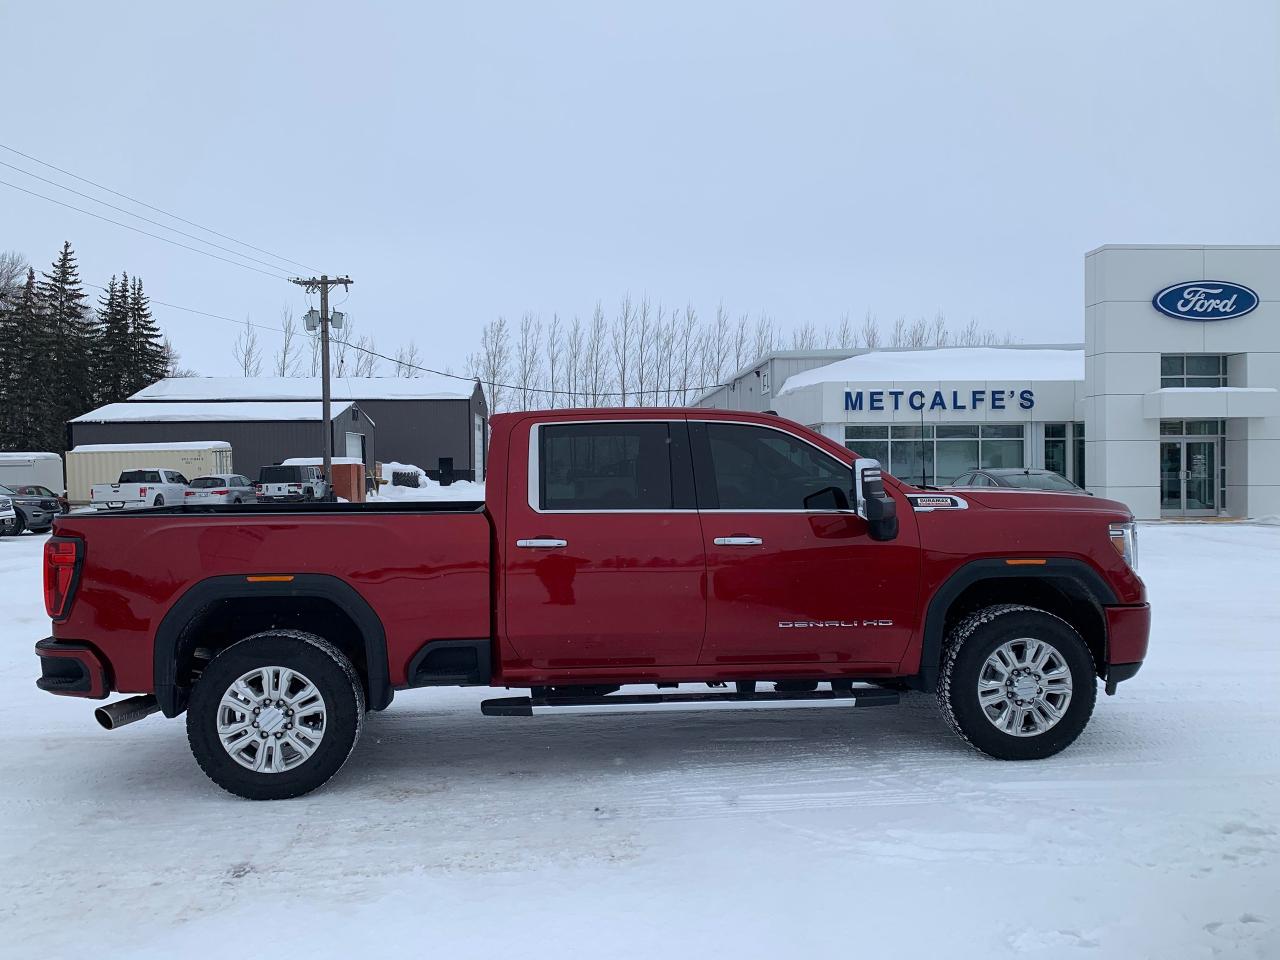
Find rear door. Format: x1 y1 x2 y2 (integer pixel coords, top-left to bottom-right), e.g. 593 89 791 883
692 420 921 671
502 417 707 671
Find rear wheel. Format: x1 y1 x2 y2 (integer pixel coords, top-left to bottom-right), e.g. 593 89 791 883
153 495 165 507
937 604 1096 760
186 631 365 799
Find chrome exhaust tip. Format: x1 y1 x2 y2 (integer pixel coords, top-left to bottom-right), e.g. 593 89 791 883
95 694 160 730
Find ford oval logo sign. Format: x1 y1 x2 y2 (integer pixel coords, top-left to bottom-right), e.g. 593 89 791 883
1153 281 1259 322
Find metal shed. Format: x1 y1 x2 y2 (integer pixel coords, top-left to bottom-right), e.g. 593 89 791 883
67 400 378 480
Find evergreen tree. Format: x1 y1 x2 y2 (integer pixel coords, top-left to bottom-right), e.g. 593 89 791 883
36 241 93 452
126 275 167 394
94 275 132 405
0 269 49 449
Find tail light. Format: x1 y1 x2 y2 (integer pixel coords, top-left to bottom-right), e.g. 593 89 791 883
138 486 148 496
185 491 196 497
212 489 229 495
44 536 83 621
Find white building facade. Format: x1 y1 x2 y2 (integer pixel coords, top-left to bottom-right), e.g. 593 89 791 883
696 244 1280 520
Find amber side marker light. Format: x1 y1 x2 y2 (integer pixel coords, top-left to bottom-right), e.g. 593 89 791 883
1004 558 1048 566
246 575 295 583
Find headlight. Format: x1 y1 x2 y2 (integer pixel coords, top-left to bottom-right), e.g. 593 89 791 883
0 497 11 509
1109 521 1138 570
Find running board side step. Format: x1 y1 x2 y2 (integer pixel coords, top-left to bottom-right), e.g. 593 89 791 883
481 687 900 717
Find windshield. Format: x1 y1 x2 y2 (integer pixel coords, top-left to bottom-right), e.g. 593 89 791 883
258 466 300 483
0 484 14 496
189 476 226 489
999 472 1079 491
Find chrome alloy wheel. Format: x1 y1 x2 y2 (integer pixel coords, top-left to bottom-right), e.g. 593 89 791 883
216 666 327 773
977 638 1073 737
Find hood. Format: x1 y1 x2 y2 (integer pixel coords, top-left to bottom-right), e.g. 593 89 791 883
955 487 1133 519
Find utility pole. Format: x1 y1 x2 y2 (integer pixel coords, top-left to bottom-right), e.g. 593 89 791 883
291 274 353 497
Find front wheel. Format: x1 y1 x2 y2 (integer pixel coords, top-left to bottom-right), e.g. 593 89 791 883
186 631 365 799
937 604 1096 760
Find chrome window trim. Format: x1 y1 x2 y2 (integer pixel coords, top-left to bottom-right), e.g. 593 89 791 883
525 416 865 516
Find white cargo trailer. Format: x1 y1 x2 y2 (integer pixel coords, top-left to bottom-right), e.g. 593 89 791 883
0 452 65 495
66 442 233 505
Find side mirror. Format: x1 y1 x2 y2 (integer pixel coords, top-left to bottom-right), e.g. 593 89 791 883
853 458 899 542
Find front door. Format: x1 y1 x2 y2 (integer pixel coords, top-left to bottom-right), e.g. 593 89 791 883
1160 440 1218 517
691 421 921 672
503 418 706 674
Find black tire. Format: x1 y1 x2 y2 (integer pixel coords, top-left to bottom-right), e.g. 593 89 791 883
10 511 25 536
186 630 365 800
154 495 164 507
937 604 1096 761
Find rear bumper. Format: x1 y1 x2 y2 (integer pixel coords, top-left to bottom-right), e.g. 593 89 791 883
35 638 111 699
1103 602 1150 690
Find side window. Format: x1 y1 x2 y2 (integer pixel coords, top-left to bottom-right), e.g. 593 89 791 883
539 422 675 510
972 474 992 487
170 472 188 485
700 423 851 510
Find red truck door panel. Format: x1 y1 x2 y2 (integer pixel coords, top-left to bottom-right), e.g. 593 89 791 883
503 418 707 671
690 421 920 668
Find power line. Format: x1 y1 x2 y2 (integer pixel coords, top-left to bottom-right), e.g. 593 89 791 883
0 141 321 274
0 178 294 282
0 158 309 277
81 282 734 399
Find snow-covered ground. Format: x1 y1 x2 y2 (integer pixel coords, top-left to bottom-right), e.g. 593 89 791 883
1 524 1276 959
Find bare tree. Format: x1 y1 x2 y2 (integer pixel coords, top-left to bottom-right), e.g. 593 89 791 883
611 294 635 406
162 336 197 377
232 316 262 376
273 306 303 376
791 320 818 350
731 312 750 371
824 312 857 349
468 315 511 413
860 310 881 349
564 315 583 408
751 313 777 360
392 340 422 377
351 334 379 376
544 314 563 407
584 303 608 406
514 312 543 411
0 250 26 309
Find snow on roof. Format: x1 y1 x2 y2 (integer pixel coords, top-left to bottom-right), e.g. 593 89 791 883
71 401 353 423
0 452 63 461
130 375 476 402
281 457 364 466
71 441 232 452
778 347 1085 395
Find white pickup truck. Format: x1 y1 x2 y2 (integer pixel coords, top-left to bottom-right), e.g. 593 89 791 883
90 468 190 510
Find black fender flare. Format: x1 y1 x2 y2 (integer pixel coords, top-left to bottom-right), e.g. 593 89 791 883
915 558 1118 692
153 574 391 717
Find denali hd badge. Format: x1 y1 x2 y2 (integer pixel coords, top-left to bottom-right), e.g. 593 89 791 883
1152 281 1259 322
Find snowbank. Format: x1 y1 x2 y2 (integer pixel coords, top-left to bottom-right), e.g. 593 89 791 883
778 347 1084 395
373 461 485 502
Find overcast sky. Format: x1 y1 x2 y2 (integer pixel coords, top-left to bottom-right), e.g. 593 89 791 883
2 1 1278 377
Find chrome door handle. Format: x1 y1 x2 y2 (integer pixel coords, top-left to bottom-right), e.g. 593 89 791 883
516 538 567 549
714 536 763 546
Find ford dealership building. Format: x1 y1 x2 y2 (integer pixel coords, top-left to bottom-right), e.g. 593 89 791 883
696 244 1280 520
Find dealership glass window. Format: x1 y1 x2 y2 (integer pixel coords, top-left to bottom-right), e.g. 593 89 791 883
1161 354 1228 389
1071 422 1085 488
844 425 889 467
1044 423 1067 477
845 422 1024 485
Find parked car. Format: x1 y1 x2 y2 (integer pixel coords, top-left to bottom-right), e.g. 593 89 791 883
0 482 59 533
90 469 190 510
184 474 256 505
37 409 1148 801
951 468 1090 494
0 493 17 536
6 483 70 514
255 464 328 502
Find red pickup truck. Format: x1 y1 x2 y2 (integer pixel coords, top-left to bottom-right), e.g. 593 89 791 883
36 409 1149 800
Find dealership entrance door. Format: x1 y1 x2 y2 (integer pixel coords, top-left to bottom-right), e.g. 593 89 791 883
1160 420 1224 517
